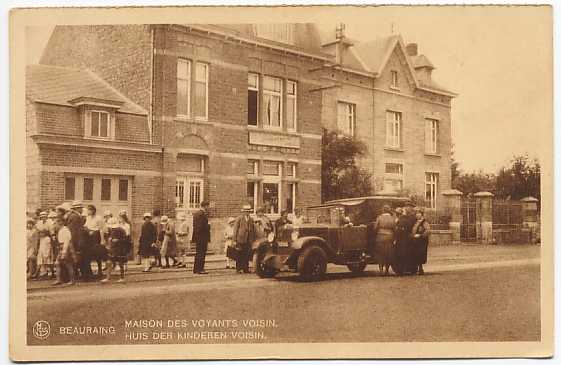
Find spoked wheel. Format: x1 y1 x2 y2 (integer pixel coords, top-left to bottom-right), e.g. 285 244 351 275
253 249 278 279
297 246 327 282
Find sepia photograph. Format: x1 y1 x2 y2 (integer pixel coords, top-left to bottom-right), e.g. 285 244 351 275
9 3 553 361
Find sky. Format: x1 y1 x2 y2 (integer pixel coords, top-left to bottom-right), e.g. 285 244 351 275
25 6 552 173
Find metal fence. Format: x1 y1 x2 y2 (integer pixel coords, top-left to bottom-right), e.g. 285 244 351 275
492 200 523 229
423 208 451 231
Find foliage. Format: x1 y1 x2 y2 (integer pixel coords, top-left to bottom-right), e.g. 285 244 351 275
495 154 540 200
452 170 496 196
321 129 372 202
451 153 540 200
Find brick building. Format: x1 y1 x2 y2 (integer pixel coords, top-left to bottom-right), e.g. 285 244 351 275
318 26 457 208
28 24 327 249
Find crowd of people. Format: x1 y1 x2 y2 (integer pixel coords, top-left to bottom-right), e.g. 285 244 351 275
26 198 428 285
27 201 133 285
371 202 431 276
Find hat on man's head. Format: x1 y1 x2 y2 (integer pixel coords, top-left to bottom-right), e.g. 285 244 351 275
143 212 152 219
103 210 113 218
71 200 83 209
241 204 253 212
47 211 57 219
39 211 48 218
118 209 128 217
160 215 169 224
227 217 236 224
61 202 73 211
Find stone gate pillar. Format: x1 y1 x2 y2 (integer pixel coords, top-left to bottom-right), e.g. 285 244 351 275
521 196 539 243
442 189 463 243
474 191 494 243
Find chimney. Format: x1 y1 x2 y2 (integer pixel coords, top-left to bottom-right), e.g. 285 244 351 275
406 43 418 56
335 23 346 64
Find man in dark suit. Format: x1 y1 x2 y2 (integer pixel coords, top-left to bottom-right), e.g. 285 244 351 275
192 200 211 274
233 204 256 273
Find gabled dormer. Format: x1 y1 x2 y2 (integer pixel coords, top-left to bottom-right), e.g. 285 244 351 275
68 97 124 140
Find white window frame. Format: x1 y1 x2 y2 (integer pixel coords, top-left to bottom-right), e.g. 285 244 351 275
337 101 356 137
286 80 297 132
425 172 439 209
425 118 439 154
386 110 402 148
247 181 258 214
248 73 259 127
194 62 209 120
175 175 205 211
287 182 297 213
177 58 191 118
85 110 113 140
384 162 404 193
390 70 399 89
262 76 283 130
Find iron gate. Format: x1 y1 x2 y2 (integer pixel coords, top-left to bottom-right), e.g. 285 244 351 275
460 199 478 241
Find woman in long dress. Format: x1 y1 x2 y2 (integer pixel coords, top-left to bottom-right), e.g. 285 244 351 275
36 227 55 278
372 204 396 275
159 216 178 268
411 208 431 275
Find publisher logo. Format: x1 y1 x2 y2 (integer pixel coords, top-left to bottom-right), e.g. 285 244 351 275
32 320 51 340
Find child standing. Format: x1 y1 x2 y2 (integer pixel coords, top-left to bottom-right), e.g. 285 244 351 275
36 227 55 278
101 217 128 283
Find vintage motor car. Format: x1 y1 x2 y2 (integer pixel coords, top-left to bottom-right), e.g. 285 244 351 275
252 195 411 281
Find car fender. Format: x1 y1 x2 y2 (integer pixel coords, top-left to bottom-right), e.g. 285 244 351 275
251 237 270 251
292 236 336 259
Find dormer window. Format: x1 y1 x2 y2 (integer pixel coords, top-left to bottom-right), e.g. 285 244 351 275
84 110 115 140
391 70 399 89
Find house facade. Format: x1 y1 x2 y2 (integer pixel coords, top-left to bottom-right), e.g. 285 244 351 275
318 26 456 209
28 24 327 249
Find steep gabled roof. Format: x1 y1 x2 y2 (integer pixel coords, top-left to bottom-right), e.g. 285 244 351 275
26 64 147 115
411 54 435 70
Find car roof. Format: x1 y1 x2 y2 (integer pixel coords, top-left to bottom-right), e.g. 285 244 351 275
307 195 411 209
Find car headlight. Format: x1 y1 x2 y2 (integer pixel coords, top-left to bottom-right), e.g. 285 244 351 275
267 232 275 242
291 229 299 241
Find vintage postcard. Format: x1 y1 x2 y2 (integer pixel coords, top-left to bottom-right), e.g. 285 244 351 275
9 4 553 361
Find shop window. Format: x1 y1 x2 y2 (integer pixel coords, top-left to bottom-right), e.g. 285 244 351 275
263 183 279 214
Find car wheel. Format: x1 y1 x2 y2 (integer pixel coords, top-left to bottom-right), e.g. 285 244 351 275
347 262 367 273
297 245 327 282
253 250 278 279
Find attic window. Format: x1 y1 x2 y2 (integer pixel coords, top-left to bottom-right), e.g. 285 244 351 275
85 110 114 140
254 24 295 45
390 70 399 89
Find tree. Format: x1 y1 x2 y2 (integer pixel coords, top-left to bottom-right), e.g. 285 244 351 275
321 129 372 202
452 170 496 196
495 154 540 200
450 143 461 186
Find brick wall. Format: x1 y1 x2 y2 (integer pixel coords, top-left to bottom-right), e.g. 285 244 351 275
115 113 151 143
40 25 153 111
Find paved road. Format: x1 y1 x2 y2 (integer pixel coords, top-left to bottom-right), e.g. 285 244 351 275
26 244 541 345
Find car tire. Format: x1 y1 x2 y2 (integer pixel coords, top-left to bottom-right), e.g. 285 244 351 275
297 245 327 282
347 262 367 273
253 250 278 279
